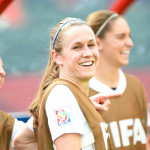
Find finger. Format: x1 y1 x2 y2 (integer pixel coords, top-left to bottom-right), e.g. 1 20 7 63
96 110 103 114
91 93 122 100
94 102 109 112
107 93 122 99
98 93 122 103
99 98 111 104
96 106 108 112
103 99 111 106
92 101 106 110
103 101 111 110
100 94 122 100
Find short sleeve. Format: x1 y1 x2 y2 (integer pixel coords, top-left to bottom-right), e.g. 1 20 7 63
46 84 86 141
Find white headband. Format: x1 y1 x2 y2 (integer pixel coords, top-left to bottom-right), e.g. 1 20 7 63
95 13 118 37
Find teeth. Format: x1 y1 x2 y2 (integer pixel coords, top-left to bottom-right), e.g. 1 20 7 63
80 62 93 66
121 51 129 54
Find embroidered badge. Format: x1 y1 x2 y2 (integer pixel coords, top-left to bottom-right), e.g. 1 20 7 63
55 107 71 126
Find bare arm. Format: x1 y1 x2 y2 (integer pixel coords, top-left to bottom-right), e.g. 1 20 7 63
13 126 37 150
55 133 81 150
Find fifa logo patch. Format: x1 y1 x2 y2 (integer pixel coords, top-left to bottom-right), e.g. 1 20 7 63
55 107 71 126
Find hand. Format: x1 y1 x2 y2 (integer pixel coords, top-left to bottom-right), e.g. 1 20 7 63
90 93 122 114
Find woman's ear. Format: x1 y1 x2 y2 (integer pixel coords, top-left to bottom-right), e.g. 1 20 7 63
96 37 103 52
51 50 62 65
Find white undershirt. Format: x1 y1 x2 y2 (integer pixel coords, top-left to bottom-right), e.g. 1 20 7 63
45 84 95 149
90 69 126 95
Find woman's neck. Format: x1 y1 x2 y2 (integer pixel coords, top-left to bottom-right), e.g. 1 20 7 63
95 60 120 88
59 71 90 95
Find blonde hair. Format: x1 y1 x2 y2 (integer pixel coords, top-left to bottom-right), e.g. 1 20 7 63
29 17 89 126
86 10 120 38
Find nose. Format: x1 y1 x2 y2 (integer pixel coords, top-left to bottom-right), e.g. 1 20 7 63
82 46 93 57
0 68 6 77
126 37 134 48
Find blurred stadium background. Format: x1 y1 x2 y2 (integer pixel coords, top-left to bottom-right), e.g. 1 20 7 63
0 0 150 122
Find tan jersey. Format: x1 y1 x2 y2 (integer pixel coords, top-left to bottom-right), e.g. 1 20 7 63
89 74 147 150
0 110 15 150
37 78 111 150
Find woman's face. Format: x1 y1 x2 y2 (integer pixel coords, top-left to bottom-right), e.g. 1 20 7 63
58 25 99 81
0 58 6 88
98 17 134 68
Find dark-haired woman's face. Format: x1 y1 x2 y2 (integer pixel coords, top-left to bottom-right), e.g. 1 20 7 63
99 17 134 68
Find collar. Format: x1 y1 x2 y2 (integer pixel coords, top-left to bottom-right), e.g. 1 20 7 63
90 69 126 95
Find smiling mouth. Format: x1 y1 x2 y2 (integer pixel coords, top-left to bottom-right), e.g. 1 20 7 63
120 50 130 54
79 61 93 66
